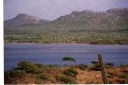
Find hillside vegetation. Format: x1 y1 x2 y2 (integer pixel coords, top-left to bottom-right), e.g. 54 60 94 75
4 8 128 44
5 61 128 84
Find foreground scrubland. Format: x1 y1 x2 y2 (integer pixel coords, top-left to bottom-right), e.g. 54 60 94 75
5 61 128 84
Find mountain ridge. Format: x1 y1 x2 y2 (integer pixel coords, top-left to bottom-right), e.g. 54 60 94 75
4 8 128 32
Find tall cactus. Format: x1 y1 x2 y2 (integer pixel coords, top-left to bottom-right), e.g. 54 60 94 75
98 53 108 84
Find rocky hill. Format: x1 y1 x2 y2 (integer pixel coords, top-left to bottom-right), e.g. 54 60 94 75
51 8 128 32
4 8 128 32
4 13 49 26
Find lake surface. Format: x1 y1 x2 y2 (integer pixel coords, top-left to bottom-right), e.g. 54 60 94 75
4 43 128 70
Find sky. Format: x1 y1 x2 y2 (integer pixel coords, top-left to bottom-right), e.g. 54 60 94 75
4 0 128 20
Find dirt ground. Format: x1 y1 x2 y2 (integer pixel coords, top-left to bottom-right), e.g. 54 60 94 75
76 69 103 84
5 66 128 84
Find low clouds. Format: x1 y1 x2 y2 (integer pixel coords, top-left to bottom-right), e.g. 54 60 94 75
4 0 128 20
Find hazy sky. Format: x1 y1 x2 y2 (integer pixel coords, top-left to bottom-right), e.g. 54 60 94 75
4 0 128 20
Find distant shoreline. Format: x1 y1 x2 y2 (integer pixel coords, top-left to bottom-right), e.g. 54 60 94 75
4 42 128 45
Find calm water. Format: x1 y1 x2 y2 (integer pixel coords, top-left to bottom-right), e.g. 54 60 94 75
4 43 128 70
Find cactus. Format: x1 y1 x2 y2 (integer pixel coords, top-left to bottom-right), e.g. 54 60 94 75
98 53 108 84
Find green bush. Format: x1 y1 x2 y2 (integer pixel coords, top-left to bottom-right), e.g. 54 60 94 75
46 64 59 68
119 64 128 67
64 68 78 77
35 64 44 68
56 74 75 84
91 61 101 71
91 61 99 64
16 61 42 74
36 74 48 80
105 63 114 67
10 70 26 77
78 64 88 70
5 70 26 79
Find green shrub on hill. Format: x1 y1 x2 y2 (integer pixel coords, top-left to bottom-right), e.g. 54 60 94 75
36 74 49 80
91 61 101 71
64 68 78 77
16 61 42 74
56 74 76 84
78 64 88 70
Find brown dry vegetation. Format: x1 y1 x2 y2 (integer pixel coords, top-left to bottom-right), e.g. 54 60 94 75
4 61 128 84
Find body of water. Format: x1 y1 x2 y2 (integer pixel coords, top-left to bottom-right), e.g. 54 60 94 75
4 43 128 70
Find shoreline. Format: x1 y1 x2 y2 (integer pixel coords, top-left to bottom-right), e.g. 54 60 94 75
4 42 128 45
